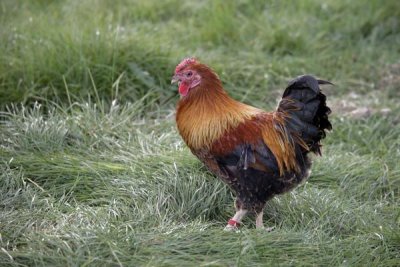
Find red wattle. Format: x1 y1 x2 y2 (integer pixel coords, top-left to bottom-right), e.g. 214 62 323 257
178 83 190 96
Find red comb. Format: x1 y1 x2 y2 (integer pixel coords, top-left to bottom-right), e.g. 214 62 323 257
175 57 198 73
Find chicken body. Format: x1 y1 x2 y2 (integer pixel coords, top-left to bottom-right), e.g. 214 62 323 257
172 58 332 230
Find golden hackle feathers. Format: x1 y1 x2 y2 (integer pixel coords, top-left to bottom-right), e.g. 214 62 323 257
176 88 262 150
176 61 262 150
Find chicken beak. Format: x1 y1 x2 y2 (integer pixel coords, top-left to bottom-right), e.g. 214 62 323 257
171 75 180 85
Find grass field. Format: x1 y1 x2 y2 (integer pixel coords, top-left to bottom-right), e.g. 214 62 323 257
1 0 400 266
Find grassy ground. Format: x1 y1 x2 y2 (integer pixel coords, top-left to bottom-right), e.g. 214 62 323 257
1 0 400 266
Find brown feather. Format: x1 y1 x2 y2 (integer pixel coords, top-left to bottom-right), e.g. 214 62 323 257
176 64 262 150
208 112 301 175
176 62 307 176
260 113 300 174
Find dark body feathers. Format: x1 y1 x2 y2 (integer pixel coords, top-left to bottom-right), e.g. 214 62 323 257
214 142 311 212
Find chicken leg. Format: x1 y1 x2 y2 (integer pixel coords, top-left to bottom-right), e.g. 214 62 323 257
224 209 247 231
256 211 275 231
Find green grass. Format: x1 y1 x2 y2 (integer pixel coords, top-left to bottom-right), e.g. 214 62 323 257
1 0 400 266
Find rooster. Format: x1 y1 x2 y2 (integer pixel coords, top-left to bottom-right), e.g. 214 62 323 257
172 58 332 230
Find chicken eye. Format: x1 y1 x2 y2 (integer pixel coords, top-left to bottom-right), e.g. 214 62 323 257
186 71 193 77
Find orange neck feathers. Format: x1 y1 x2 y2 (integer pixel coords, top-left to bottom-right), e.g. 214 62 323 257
176 69 262 150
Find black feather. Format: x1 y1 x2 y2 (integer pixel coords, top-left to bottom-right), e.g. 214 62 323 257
212 140 312 212
278 75 332 154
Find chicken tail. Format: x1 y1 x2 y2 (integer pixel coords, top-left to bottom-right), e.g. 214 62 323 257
277 75 332 155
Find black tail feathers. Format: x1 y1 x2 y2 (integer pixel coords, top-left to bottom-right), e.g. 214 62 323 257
278 75 332 154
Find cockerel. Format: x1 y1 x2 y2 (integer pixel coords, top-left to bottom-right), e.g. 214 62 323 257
172 58 332 230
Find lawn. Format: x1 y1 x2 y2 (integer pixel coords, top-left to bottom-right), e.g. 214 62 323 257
0 0 399 266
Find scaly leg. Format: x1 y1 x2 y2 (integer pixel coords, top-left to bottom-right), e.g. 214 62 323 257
256 211 275 232
255 211 264 229
224 209 247 231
